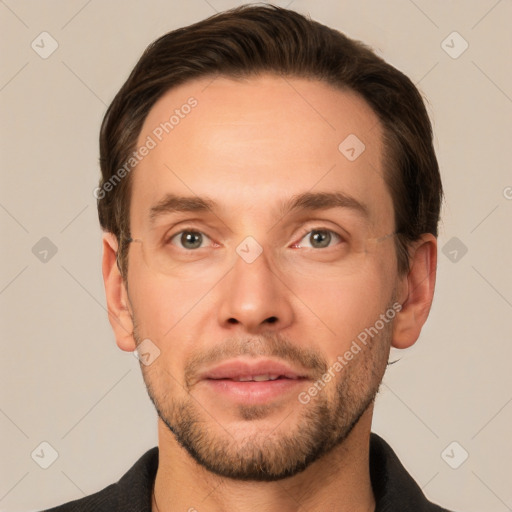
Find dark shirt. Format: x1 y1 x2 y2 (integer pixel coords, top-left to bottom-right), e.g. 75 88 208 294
43 433 454 511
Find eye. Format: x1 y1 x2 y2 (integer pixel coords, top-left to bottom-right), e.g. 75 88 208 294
294 229 343 249
168 230 211 250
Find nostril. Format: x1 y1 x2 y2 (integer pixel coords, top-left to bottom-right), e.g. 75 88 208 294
265 316 278 324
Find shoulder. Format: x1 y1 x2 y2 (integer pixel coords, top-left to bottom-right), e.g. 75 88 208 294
42 483 118 512
41 447 159 512
370 433 457 512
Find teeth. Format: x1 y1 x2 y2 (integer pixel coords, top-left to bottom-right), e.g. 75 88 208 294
253 374 271 381
235 374 280 382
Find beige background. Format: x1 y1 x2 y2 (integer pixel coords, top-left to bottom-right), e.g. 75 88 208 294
1 1 511 511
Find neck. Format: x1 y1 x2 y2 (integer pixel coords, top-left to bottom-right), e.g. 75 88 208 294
152 408 375 512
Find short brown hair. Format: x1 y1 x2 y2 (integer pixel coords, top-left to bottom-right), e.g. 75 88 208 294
98 4 442 277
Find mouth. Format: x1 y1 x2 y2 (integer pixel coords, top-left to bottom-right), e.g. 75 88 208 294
196 359 310 405
211 374 298 382
198 358 309 381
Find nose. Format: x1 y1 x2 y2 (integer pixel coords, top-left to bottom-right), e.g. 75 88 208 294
217 246 294 333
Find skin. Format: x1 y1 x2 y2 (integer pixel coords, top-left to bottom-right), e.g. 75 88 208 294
102 75 437 512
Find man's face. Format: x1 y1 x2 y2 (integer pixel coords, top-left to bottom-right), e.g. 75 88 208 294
125 75 401 480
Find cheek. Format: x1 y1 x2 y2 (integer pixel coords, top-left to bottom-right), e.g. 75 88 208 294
130 278 201 328
126 265 218 357
127 275 207 386
128 258 195 332
290 264 394 355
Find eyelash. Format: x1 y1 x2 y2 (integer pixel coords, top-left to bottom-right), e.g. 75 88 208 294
293 226 344 249
165 225 345 250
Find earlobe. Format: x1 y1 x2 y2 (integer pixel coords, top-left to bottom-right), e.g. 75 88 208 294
102 232 136 352
392 234 437 349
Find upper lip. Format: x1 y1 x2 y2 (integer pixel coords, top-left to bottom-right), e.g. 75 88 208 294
197 358 310 382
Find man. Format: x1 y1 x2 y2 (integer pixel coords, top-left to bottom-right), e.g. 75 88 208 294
46 4 453 511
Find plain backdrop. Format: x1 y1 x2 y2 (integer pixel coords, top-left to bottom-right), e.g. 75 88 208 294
1 1 511 511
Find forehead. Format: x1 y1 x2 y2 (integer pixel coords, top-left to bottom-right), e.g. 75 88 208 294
130 74 393 232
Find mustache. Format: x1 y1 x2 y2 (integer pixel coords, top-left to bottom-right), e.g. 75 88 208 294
184 332 328 388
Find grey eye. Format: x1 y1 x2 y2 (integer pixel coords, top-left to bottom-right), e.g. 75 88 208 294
174 231 205 249
309 230 331 248
299 229 340 249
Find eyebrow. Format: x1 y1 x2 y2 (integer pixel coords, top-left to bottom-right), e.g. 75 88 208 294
148 195 216 224
280 191 369 219
148 191 369 225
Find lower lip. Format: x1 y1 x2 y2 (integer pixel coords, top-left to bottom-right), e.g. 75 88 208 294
202 378 307 405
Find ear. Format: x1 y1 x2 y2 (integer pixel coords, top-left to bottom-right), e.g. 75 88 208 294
392 233 437 349
102 232 136 352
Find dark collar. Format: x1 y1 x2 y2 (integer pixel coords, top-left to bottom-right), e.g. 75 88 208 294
369 433 452 511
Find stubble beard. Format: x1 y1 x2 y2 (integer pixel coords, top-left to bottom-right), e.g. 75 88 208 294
133 312 392 481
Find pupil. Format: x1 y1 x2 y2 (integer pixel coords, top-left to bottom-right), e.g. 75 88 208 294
311 230 330 248
182 231 202 249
